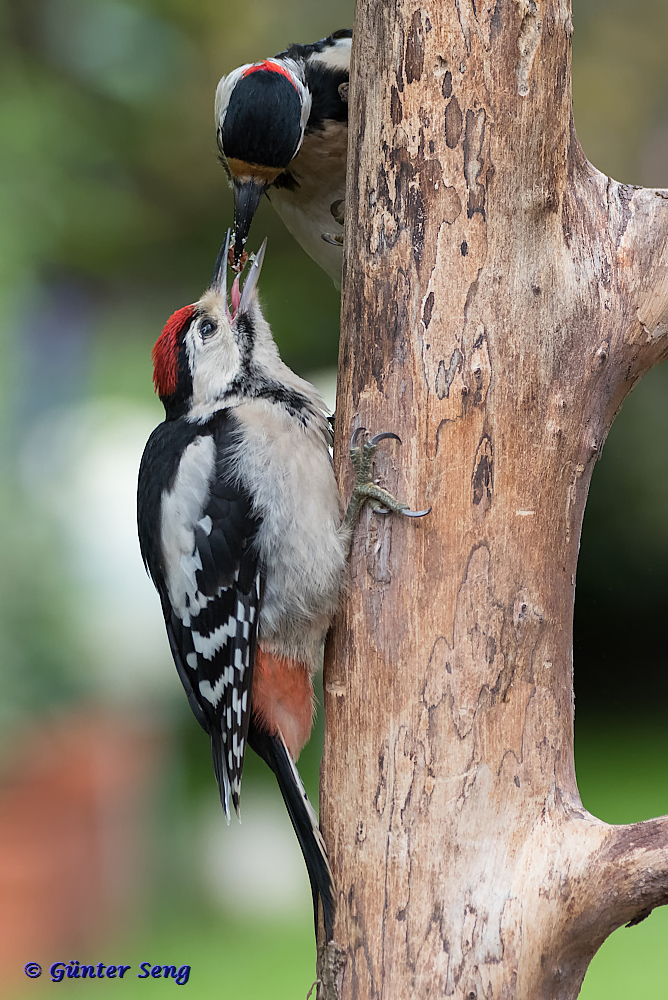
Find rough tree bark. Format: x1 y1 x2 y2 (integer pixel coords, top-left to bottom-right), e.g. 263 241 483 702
318 1 668 998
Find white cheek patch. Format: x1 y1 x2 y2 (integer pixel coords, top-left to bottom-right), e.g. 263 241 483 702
309 37 352 74
189 331 240 414
215 65 249 128
280 60 311 137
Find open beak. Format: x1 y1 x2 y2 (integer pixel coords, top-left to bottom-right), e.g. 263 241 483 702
213 229 267 323
232 179 266 268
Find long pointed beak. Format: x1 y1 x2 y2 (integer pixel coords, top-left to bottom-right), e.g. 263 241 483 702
237 238 267 315
212 229 232 295
211 230 267 323
233 179 266 268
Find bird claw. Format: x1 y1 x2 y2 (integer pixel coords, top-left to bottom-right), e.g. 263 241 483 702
330 199 345 226
349 428 401 452
368 431 401 448
322 201 345 246
344 428 431 534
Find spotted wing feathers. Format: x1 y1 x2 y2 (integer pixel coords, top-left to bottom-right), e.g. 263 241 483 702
138 411 262 819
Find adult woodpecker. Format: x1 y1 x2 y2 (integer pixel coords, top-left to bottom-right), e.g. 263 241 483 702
137 235 428 940
215 29 351 286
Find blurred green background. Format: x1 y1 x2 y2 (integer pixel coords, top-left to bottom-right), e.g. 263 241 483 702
0 0 666 996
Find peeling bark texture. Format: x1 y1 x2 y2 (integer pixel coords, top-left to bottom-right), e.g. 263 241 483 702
320 1 668 998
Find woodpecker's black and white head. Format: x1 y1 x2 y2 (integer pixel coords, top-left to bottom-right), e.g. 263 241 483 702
215 31 352 278
215 60 310 267
152 234 270 421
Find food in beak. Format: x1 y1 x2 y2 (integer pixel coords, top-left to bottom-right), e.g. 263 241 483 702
228 246 248 274
213 230 266 324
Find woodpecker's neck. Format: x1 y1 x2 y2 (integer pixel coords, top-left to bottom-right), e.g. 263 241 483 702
184 310 328 441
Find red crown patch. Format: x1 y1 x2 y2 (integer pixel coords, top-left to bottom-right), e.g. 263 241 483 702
241 60 298 92
152 304 196 398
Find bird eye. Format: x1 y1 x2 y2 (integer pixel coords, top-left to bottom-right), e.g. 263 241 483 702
200 319 217 339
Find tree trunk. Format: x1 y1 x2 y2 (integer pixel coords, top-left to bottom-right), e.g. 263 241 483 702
319 1 668 997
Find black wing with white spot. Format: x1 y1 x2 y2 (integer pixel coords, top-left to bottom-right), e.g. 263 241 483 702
273 28 352 64
138 410 262 819
274 30 351 134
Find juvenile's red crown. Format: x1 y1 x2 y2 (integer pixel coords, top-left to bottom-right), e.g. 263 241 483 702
152 304 196 398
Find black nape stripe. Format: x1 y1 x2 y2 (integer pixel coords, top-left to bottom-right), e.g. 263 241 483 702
234 313 257 364
303 62 349 133
223 72 302 170
256 384 315 425
221 313 259 400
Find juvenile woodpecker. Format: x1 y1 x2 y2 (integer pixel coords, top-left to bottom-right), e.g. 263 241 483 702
215 29 351 286
137 235 428 939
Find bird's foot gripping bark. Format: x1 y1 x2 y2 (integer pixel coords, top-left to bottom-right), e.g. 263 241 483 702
343 429 430 536
321 200 345 246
